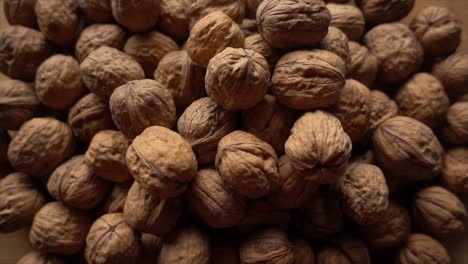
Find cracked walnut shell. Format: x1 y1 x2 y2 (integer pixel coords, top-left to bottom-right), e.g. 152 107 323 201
327 3 365 41
239 228 295 264
396 233 450 264
187 0 245 29
0 79 39 130
442 148 468 194
358 0 415 25
111 0 160 32
3 0 37 27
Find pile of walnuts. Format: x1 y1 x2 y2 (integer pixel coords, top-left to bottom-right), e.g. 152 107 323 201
1 0 468 263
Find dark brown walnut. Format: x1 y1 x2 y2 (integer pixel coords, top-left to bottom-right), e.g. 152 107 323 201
154 50 206 110
326 3 365 41
396 233 450 264
271 50 346 110
35 0 83 46
186 0 245 29
85 213 141 264
358 0 415 25
177 97 237 165
35 55 85 110
0 172 46 233
442 102 468 145
159 0 190 41
206 48 270 110
86 130 132 183
244 34 282 74
443 148 468 194
75 24 127 63
16 250 66 264
68 93 115 143
8 117 74 178
3 0 37 27
317 235 370 264
101 181 132 214
347 42 378 87
373 116 443 181
141 233 163 264
291 239 314 264
285 111 352 184
0 131 9 177
0 79 39 130
432 52 468 99
216 131 279 199
320 27 351 68
238 200 290 233
111 0 161 32
396 73 449 128
368 90 398 131
158 225 211 264
364 23 423 84
126 126 198 198
316 248 349 264
47 155 112 210
413 186 467 238
246 0 264 18
78 0 113 22
188 169 247 228
239 228 295 264
240 19 258 37
257 0 331 49
30 202 92 254
361 202 411 248
0 26 49 80
186 11 244 67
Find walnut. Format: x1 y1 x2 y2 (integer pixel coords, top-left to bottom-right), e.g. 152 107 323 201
86 130 132 183
238 200 291 233
368 90 398 131
78 0 113 22
47 155 112 210
159 0 190 41
432 52 468 99
326 3 365 41
239 228 295 264
257 0 331 49
0 26 49 80
347 41 378 87
317 248 349 264
126 126 198 198
8 117 74 178
317 235 370 264
101 181 132 214
396 233 450 264
30 202 92 254
443 148 468 194
396 73 449 128
85 213 141 264
186 11 244 67
442 102 468 146
413 186 467 238
244 34 282 74
320 27 351 68
240 19 258 37
16 251 66 264
3 0 37 27
285 111 352 184
373 116 443 181
186 0 245 29
272 50 346 110
364 23 423 84
141 233 163 264
358 0 415 25
0 79 39 130
0 172 46 233
75 24 127 63
111 0 160 32
154 50 206 110
291 239 314 264
188 168 247 228
177 97 237 165
246 0 263 18
68 93 115 143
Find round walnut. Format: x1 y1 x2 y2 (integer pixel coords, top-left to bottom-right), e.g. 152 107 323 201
317 235 370 264
358 0 415 25
68 93 114 143
0 26 49 80
186 11 244 67
47 155 112 210
0 172 46 233
396 233 450 264
86 130 132 183
257 0 331 49
30 202 92 254
240 229 295 264
442 102 468 145
396 73 449 128
413 186 467 238
126 126 198 198
291 239 314 264
244 34 282 74
186 0 245 29
443 148 468 194
80 46 145 98
347 42 378 87
85 213 141 264
285 111 352 184
216 130 279 199
373 116 443 181
432 52 468 99
154 50 206 110
240 18 258 37
8 117 74 178
368 90 398 131
238 200 291 233
75 24 127 63
111 0 160 32
320 27 351 68
16 251 66 264
101 181 132 214
177 97 237 165
326 3 365 41
364 23 423 84
188 169 247 228
159 0 190 41
35 55 85 110
3 0 37 27
0 79 39 130
78 0 113 22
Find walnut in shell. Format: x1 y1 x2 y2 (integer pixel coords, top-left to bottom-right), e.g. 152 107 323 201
368 90 398 131
238 200 291 233
101 181 132 214
0 79 39 130
186 0 245 29
358 0 415 25
443 148 468 194
111 0 160 32
396 233 450 264
239 229 295 264
141 233 163 264
326 3 365 41
320 27 351 68
16 250 66 264
244 34 282 74
159 0 190 41
240 18 258 37
3 0 37 27
347 41 378 87
432 52 468 99
78 0 113 22
317 235 370 264
442 102 468 145
291 239 314 264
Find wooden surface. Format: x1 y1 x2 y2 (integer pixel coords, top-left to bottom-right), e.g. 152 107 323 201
1 0 468 263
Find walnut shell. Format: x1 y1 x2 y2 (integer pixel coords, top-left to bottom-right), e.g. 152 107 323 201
364 23 423 84
442 102 468 146
271 50 346 110
8 117 75 178
358 0 415 25
78 0 113 22
285 111 352 184
141 233 163 264
396 233 450 264
80 46 145 98
85 213 141 264
320 27 351 68
186 11 244 67
318 235 370 264
239 228 295 264
0 79 39 130
126 126 198 198
257 0 331 49
244 34 282 74
442 148 468 194
186 0 245 29
368 90 398 131
373 116 443 181
326 3 365 41
30 202 92 254
16 250 66 264
432 52 468 99
111 0 160 32
316 248 349 264
347 41 378 87
109 79 177 139
159 0 190 41
237 200 291 233
240 18 258 37
101 181 132 214
291 239 314 264
3 0 37 27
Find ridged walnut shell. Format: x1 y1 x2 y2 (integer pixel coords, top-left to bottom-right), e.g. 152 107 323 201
396 233 450 264
368 90 398 131
3 0 37 27
186 0 245 29
16 250 66 264
442 148 468 194
327 3 365 41
0 79 39 130
238 200 291 233
358 0 415 25
101 181 132 214
244 34 282 74
347 41 378 87
111 0 161 32
442 102 468 145
432 52 468 99
78 0 113 22
239 228 295 264
159 0 190 41
320 27 351 68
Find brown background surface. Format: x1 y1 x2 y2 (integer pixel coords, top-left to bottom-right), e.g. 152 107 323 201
0 0 467 263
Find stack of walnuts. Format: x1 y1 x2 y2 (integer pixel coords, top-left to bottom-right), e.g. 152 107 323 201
1 0 468 263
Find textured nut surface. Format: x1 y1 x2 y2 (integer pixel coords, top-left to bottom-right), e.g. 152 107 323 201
141 233 163 264
78 0 113 22
347 41 378 87
159 0 190 41
187 0 245 29
320 27 351 68
111 0 161 32
101 181 132 214
443 148 468 194
0 79 39 130
396 233 450 264
368 90 398 131
239 228 295 264
359 0 415 25
238 200 291 232
432 52 468 99
291 239 314 264
4 0 37 27
327 3 365 41
328 235 371 264
16 250 66 264
442 102 468 145
244 34 282 74
240 18 258 37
